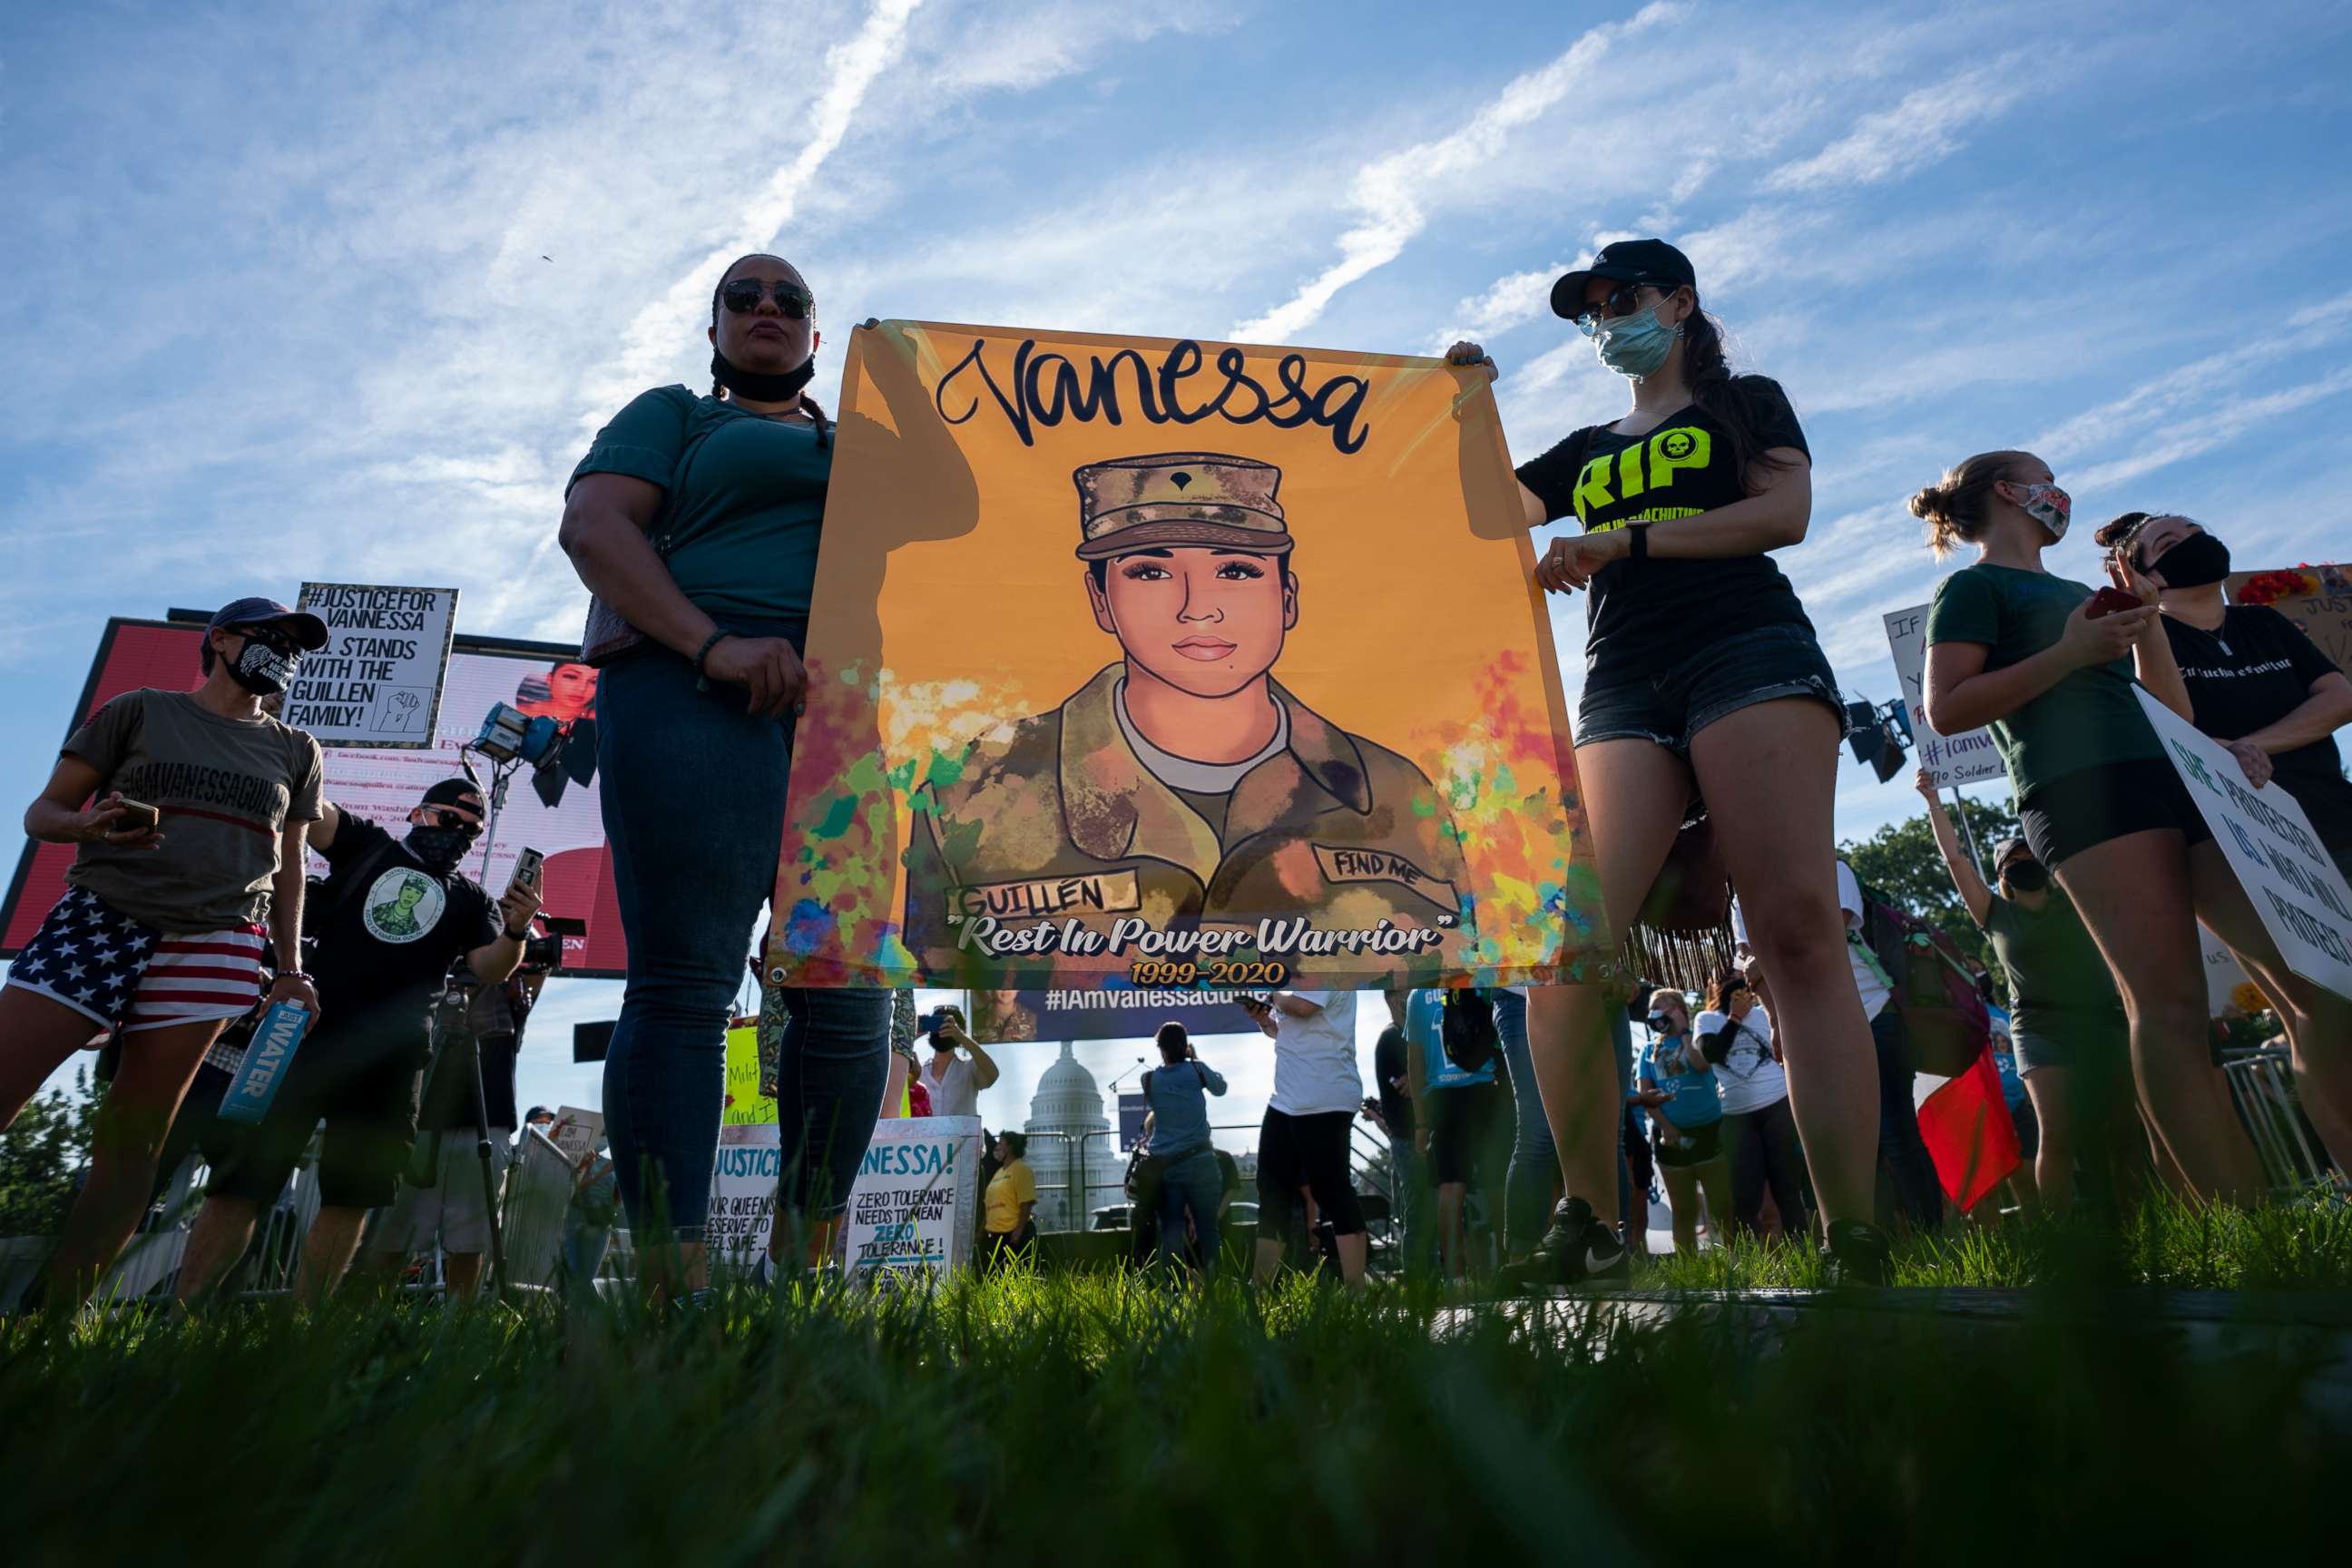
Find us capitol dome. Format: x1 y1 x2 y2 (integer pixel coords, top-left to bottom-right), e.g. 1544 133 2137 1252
1022 1043 1116 1232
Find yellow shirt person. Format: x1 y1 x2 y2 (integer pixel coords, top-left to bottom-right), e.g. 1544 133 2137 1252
985 1154 1036 1236
906 452 1470 975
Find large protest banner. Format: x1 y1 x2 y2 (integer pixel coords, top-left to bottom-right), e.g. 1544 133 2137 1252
970 985 1258 1044
285 583 458 746
2137 689 2352 1000
2228 564 2352 671
1883 604 2004 789
769 320 1601 992
0 615 625 975
843 1116 982 1281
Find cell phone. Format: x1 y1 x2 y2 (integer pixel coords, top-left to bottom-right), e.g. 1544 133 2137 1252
917 1007 955 1035
111 799 160 837
506 848 545 898
1239 994 1271 1014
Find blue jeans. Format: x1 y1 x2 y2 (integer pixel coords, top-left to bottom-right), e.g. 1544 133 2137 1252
597 625 890 1240
1494 991 1560 1255
1153 1148 1223 1278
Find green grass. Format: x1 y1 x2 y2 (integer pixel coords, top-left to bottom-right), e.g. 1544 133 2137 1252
4 1235 2348 1566
1636 1188 2352 1292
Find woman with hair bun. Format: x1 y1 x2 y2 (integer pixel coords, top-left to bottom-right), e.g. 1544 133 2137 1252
2097 509 2352 1174
1448 237 1889 1285
1915 452 2262 1202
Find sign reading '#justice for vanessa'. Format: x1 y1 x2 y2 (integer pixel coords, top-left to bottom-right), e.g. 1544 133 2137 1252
768 321 1602 991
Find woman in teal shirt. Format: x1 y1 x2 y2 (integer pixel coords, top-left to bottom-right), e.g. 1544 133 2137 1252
1914 448 2263 1204
559 253 891 1295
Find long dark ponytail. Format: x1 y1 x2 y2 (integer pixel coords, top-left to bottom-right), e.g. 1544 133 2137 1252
1681 299 1793 493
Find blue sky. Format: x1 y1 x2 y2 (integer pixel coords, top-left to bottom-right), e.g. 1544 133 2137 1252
5 0 2350 1129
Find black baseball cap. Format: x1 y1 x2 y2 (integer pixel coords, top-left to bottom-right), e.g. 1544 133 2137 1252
420 778 487 819
1551 238 1699 319
1992 837 2036 872
208 596 330 652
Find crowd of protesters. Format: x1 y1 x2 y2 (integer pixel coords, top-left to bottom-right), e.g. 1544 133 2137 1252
2 235 2347 1316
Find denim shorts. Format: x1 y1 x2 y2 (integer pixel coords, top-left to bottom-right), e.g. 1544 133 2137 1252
1578 623 1846 753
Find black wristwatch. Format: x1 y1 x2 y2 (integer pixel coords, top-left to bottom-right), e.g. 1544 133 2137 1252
1627 522 1651 562
504 924 532 942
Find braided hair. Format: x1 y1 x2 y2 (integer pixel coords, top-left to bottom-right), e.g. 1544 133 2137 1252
710 253 831 450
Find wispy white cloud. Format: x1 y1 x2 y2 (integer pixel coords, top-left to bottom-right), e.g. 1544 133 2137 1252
1764 64 2026 191
583 0 927 417
1230 3 1685 343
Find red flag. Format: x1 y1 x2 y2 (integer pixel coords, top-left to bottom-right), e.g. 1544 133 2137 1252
1916 1045 2022 1212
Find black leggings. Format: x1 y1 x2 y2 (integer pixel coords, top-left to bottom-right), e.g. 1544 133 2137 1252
1256 1108 1365 1239
1721 1095 1808 1238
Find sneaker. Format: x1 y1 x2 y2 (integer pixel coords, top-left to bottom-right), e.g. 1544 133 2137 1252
1822 1219 1894 1288
1501 1197 1629 1293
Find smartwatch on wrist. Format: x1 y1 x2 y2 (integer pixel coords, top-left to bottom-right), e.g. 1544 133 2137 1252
1627 522 1651 562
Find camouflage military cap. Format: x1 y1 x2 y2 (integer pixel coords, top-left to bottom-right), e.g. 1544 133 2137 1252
1073 452 1291 561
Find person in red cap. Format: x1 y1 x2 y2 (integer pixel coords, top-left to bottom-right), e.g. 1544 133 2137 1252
0 597 328 1308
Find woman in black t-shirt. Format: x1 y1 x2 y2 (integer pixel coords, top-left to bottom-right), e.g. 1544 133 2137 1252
1447 238 1887 1285
2098 511 2352 1176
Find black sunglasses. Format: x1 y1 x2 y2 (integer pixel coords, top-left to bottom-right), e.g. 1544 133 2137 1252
417 806 483 838
720 279 814 318
235 624 300 655
1573 279 1681 331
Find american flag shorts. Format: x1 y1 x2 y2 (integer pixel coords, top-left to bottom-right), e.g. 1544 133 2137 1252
5 884 268 1039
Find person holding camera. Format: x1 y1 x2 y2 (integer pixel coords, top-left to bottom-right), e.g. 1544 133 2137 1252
1640 990 1733 1255
174 780 541 1304
1694 969 1807 1240
1142 1021 1229 1279
917 1004 999 1121
0 598 327 1308
1246 991 1368 1289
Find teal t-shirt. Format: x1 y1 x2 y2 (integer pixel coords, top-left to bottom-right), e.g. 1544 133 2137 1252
568 387 829 625
1924 563 2161 799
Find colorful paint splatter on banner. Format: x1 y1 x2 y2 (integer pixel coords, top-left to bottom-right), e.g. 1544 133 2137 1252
769 320 1603 990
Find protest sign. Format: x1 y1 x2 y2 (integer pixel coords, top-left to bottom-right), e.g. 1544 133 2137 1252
843 1116 982 1281
723 1021 777 1125
2200 928 2252 1018
769 320 1601 993
970 985 1258 1044
285 583 459 747
1882 604 2005 789
546 1105 603 1166
2228 564 2352 672
2137 689 2352 1000
707 1122 779 1271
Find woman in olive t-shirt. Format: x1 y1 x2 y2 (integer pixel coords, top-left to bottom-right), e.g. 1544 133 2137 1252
1915 450 2263 1203
560 253 894 1294
2093 510 2352 1180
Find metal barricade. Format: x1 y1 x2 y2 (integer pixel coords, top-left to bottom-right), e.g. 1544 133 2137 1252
2221 1045 2344 1192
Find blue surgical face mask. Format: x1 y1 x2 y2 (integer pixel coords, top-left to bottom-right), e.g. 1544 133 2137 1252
1589 301 1681 378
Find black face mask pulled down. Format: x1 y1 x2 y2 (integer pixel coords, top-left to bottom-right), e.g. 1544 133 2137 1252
228 639 299 696
2003 862 2050 895
405 827 472 873
711 347 815 403
2151 533 2231 590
